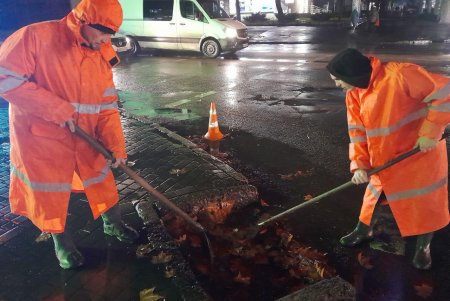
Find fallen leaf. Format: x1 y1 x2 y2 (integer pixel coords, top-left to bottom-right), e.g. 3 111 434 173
201 199 235 224
357 252 374 269
414 283 433 299
275 227 285 236
233 272 251 285
280 173 294 181
294 169 312 177
259 228 268 234
294 170 304 176
175 234 187 244
314 262 326 278
189 235 202 248
151 251 173 264
260 199 269 207
164 268 176 278
280 233 293 247
169 168 188 176
35 232 52 243
139 287 164 301
288 268 301 278
136 243 155 258
303 194 313 201
254 254 269 264
196 263 209 274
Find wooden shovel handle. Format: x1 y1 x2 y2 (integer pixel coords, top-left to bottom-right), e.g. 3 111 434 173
74 125 206 233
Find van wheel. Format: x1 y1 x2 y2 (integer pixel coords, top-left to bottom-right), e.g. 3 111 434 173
201 39 220 58
128 37 140 56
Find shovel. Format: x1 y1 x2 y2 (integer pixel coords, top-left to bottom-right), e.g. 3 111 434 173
258 133 448 227
74 125 215 265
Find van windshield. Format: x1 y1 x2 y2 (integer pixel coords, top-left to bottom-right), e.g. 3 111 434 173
197 0 230 19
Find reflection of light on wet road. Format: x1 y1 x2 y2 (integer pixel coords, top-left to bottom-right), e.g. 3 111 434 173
224 64 238 89
225 90 237 106
239 58 308 64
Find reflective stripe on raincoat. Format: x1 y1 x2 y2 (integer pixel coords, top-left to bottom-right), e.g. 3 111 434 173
0 0 125 232
346 57 450 236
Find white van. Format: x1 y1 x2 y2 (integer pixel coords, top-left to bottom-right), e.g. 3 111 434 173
119 0 249 57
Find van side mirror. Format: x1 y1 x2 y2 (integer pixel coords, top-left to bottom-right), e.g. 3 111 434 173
195 13 205 22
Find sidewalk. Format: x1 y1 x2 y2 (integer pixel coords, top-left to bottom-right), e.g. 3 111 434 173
0 98 258 300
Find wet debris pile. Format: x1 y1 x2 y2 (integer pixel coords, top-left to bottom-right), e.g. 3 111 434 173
159 198 336 300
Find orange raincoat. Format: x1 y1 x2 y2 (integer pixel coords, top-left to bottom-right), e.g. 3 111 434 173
0 0 126 232
347 57 450 236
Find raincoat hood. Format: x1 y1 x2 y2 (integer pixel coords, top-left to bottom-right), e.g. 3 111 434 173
71 0 123 33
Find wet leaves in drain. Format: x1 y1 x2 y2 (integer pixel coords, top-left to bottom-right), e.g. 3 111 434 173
280 169 313 180
136 243 155 258
164 267 176 278
151 251 173 264
162 199 336 300
139 287 164 301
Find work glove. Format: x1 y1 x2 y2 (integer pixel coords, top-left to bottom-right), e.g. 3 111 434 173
415 136 438 152
352 169 369 185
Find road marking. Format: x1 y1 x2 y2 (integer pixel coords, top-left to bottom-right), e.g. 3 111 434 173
165 90 216 108
165 99 192 108
194 90 216 98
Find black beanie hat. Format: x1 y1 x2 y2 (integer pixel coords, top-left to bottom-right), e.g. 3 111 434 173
327 48 373 89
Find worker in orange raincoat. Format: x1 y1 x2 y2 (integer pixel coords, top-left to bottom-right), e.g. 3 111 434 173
0 0 138 269
327 48 450 270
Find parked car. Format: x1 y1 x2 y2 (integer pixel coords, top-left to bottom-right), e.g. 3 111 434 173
118 0 249 58
111 33 132 53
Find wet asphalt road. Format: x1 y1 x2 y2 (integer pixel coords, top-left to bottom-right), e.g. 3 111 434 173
113 30 450 301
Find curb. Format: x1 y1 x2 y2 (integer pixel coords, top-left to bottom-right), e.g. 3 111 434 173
120 112 259 300
276 276 355 301
248 39 450 45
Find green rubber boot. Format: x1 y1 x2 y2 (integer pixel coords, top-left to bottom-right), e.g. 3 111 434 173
412 232 433 270
52 232 84 269
101 204 139 243
339 221 374 247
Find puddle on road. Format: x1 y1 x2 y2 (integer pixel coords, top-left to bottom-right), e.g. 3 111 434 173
249 85 345 113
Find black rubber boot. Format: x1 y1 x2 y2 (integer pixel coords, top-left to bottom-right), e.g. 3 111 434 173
412 232 433 270
339 221 374 247
101 204 139 243
52 232 84 269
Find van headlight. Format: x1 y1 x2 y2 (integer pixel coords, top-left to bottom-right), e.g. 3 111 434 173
225 28 237 39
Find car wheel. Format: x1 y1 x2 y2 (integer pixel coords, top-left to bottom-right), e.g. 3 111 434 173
128 37 140 56
201 39 220 58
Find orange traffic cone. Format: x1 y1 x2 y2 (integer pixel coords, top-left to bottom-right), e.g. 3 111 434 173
204 102 224 141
